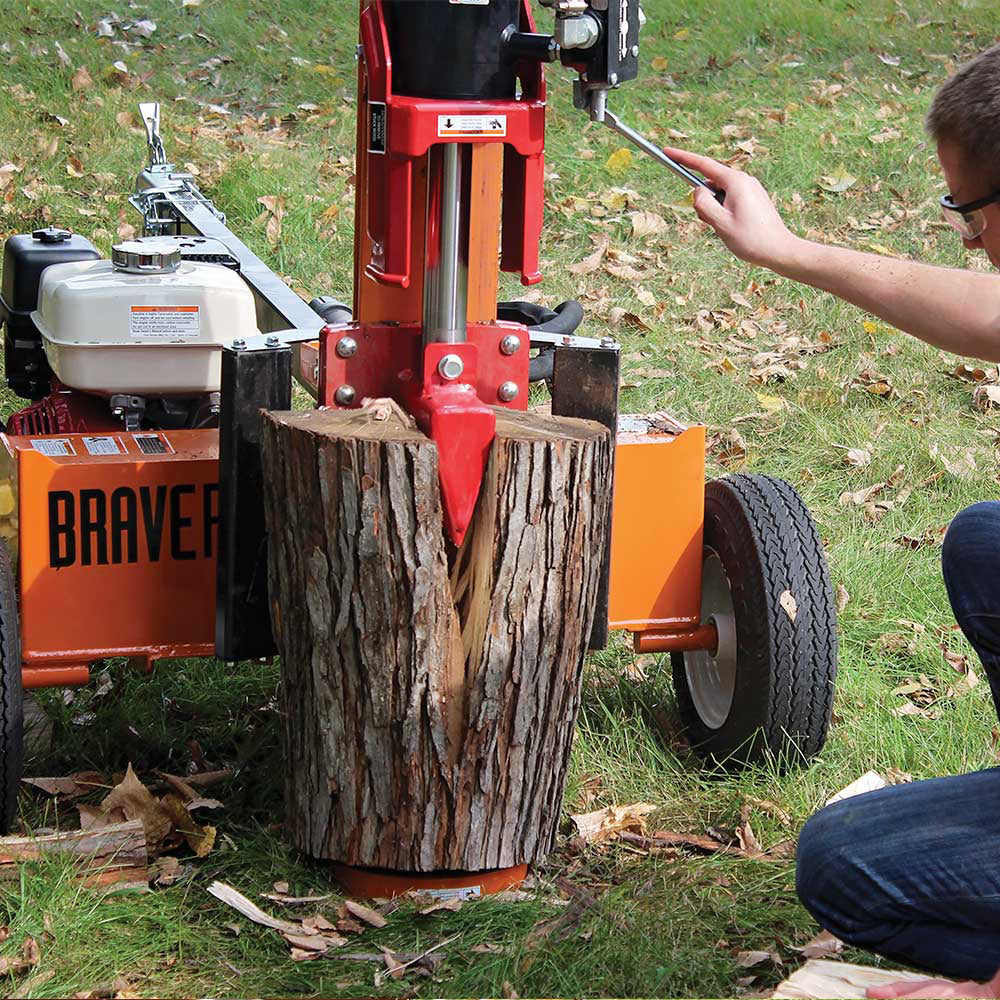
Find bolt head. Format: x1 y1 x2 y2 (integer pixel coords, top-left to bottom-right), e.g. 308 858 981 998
499 334 521 356
334 384 356 406
437 353 464 381
631 44 640 57
232 338 246 350
609 72 619 86
336 336 358 359
497 381 519 403
265 334 280 348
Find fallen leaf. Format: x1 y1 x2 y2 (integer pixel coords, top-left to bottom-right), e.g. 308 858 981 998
818 165 857 193
71 66 93 91
795 930 843 959
605 147 633 173
629 210 668 239
836 583 850 613
779 590 798 622
343 899 388 929
744 796 791 827
930 443 976 479
100 765 172 851
737 950 773 968
568 243 607 276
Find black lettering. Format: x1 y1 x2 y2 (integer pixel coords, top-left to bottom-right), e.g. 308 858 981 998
170 484 196 560
203 483 220 559
79 489 107 566
140 485 167 561
110 487 137 564
48 491 75 568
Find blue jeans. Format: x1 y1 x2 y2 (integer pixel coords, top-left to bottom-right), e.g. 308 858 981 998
796 502 1000 982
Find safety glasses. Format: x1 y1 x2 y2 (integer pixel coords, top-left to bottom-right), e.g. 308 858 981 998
940 190 1000 240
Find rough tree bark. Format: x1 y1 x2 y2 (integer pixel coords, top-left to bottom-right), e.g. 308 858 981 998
261 405 612 872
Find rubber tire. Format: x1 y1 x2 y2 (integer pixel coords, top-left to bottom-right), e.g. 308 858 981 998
671 474 837 769
0 541 23 833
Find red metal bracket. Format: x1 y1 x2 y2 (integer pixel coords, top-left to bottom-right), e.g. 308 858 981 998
360 0 546 288
319 322 530 546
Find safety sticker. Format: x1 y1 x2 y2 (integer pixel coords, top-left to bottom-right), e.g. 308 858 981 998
31 438 75 457
437 114 506 138
368 101 387 154
129 305 201 341
421 884 482 900
82 436 121 456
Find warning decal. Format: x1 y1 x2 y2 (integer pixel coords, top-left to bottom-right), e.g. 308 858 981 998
31 438 75 457
82 436 121 456
130 305 201 341
437 114 506 138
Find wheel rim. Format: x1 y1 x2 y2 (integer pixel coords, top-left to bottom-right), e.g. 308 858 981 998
684 549 738 730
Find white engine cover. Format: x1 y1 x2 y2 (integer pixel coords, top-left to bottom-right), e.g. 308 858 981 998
32 258 258 396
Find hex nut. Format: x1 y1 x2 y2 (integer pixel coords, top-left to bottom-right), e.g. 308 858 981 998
438 354 464 381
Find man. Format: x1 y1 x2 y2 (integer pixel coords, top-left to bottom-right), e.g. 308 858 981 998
666 43 1000 1000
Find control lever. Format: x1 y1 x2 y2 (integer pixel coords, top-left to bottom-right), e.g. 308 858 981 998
587 88 725 204
138 102 168 169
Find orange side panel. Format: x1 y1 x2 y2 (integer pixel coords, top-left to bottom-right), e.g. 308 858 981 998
13 430 218 665
608 425 705 632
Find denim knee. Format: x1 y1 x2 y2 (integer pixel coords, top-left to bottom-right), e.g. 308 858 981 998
942 502 1000 599
796 805 852 936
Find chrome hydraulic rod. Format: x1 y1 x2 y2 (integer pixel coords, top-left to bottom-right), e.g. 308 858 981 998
423 143 470 345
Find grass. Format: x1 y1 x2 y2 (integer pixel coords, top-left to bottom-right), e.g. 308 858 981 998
1 0 1000 996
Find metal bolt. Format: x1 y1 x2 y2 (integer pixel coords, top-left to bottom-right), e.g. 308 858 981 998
497 381 519 403
437 354 464 381
334 384 356 406
336 336 358 359
499 334 521 356
232 338 246 351
600 335 616 348
265 334 281 348
631 44 640 57
609 72 619 86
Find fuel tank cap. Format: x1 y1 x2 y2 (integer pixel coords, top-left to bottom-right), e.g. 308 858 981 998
111 237 183 274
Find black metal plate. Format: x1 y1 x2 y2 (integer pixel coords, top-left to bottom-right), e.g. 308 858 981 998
551 345 620 651
216 345 292 660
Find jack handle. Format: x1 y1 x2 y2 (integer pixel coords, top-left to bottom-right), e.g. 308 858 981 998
588 89 725 205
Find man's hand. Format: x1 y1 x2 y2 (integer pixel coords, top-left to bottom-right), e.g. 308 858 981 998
866 970 1000 999
662 147 801 269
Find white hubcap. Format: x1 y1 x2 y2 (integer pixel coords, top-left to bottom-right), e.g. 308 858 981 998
684 550 738 730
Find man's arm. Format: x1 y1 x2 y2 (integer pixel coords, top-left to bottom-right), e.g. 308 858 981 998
665 148 1000 363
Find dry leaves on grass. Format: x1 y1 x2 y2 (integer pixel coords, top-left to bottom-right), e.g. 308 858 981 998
794 930 844 960
256 195 285 248
0 936 40 977
208 881 349 961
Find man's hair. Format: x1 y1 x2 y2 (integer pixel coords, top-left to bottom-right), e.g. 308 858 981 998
927 43 1000 178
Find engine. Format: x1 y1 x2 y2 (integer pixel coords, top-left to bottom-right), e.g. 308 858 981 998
0 230 256 432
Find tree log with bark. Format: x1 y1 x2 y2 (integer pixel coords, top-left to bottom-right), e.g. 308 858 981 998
261 405 612 872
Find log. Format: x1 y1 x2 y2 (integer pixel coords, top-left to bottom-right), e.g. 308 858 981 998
0 820 147 885
261 405 612 871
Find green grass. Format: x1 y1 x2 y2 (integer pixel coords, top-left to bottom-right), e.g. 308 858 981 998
1 0 1000 996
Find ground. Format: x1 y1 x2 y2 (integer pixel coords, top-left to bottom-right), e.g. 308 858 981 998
1 0 999 997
